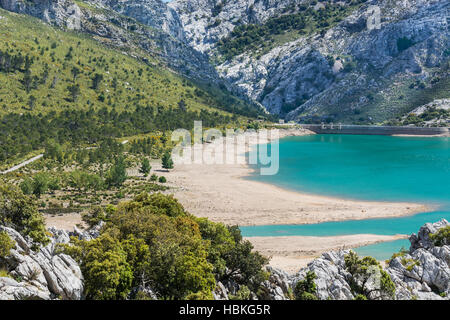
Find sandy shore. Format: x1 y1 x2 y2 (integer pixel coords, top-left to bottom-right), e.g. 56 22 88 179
164 128 428 227
245 234 406 274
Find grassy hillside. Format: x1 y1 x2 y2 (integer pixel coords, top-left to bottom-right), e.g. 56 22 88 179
0 8 256 117
0 8 267 166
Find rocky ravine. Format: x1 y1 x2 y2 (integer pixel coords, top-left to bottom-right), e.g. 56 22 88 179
172 0 450 122
1 220 448 300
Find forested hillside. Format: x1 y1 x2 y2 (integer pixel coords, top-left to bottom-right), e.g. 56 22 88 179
0 8 265 165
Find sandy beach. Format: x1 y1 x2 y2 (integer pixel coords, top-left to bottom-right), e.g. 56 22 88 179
164 128 428 227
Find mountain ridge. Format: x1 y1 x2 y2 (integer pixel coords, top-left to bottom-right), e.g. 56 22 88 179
172 0 450 123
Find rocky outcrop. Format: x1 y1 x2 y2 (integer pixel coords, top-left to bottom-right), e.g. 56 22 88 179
387 219 450 300
288 219 450 300
212 266 291 300
90 0 185 40
0 0 82 30
0 226 83 300
249 220 450 301
402 99 450 127
292 251 355 300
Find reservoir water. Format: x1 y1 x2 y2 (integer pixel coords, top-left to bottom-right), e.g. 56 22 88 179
241 134 450 260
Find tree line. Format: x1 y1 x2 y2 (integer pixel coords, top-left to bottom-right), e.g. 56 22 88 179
0 105 232 162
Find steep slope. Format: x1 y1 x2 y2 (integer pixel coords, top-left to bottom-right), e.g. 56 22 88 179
0 7 255 117
173 0 450 123
0 0 217 82
169 0 301 53
0 7 265 165
87 0 185 40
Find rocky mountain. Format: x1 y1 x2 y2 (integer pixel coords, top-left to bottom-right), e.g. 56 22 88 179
2 1 447 122
172 0 450 123
169 0 300 53
398 98 450 126
88 0 185 40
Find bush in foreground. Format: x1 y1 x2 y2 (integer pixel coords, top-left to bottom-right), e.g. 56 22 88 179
61 193 268 300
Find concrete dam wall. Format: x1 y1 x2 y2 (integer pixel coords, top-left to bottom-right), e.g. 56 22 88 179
299 124 449 136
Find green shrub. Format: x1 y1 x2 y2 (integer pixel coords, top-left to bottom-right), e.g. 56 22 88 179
20 178 34 195
0 184 49 246
294 271 318 300
185 290 214 300
229 285 252 300
429 226 450 246
0 231 15 258
0 268 11 278
60 193 270 300
386 247 409 264
158 176 167 183
81 206 107 228
345 251 396 300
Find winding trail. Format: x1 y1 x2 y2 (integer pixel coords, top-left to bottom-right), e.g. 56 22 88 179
1 154 44 174
1 140 130 175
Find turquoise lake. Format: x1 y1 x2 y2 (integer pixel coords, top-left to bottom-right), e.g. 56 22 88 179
240 134 450 260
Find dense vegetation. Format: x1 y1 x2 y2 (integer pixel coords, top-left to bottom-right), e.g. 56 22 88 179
0 105 232 164
217 0 368 59
294 270 318 300
0 184 48 245
0 184 269 300
0 8 257 117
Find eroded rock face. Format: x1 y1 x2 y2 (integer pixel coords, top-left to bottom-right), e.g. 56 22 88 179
169 0 299 54
386 219 450 300
0 0 82 29
0 226 83 300
291 250 355 300
89 0 185 40
172 0 449 120
409 219 449 251
288 219 450 300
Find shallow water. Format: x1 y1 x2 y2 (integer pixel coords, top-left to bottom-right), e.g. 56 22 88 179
241 134 450 259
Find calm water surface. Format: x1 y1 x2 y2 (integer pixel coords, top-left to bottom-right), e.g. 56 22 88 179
240 134 450 259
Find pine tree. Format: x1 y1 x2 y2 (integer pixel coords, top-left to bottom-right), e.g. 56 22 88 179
106 156 128 187
161 152 174 171
139 158 151 177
